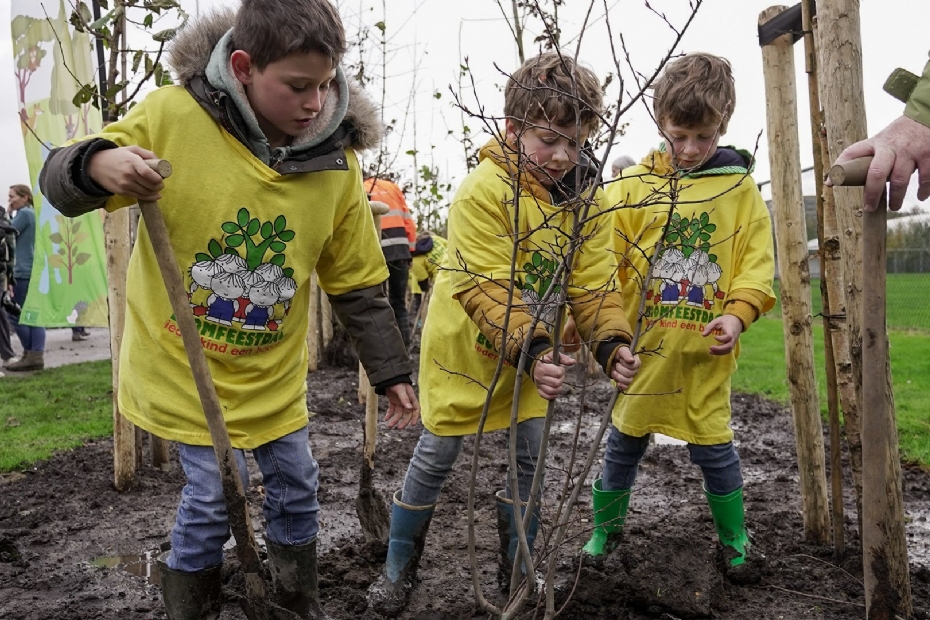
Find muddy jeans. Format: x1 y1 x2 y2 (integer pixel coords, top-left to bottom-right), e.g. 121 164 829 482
168 426 321 572
601 426 743 496
400 417 545 508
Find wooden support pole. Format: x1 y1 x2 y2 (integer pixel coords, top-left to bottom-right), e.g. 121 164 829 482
812 18 863 531
104 208 135 491
308 272 319 372
802 2 844 555
830 156 913 618
760 5 830 545
320 290 333 349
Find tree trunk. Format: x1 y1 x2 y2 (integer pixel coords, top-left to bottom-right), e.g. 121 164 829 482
818 1 911 614
760 7 830 544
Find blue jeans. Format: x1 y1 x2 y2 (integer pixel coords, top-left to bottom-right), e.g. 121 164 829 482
168 426 321 572
401 417 545 507
601 426 743 496
10 278 45 352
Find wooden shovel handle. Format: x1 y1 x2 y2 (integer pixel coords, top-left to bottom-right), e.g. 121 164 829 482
137 160 268 587
827 156 873 187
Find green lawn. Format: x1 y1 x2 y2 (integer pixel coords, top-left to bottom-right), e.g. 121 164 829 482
772 273 930 333
735 316 930 465
0 360 113 471
1 321 928 471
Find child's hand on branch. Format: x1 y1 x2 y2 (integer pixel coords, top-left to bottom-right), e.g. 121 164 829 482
88 145 165 201
610 346 640 391
383 383 420 429
702 314 743 355
561 315 582 353
533 352 576 401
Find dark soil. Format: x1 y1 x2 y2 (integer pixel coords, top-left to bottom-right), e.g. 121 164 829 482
1 357 929 620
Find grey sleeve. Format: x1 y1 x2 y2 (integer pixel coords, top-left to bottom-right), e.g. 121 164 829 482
327 283 413 387
38 139 118 217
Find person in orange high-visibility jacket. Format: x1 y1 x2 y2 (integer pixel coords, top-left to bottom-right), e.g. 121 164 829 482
365 177 417 348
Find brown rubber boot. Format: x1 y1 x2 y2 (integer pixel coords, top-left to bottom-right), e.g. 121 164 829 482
5 350 44 372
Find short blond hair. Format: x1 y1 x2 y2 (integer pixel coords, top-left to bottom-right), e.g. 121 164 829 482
504 52 603 135
653 53 735 133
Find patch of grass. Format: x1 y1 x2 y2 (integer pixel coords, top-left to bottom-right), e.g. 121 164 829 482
772 273 930 333
735 317 930 465
0 360 113 471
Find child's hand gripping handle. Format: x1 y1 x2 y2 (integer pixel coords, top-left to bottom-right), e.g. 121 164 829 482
137 160 272 607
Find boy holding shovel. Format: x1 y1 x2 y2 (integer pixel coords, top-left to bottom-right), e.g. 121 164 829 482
39 1 418 618
367 52 641 615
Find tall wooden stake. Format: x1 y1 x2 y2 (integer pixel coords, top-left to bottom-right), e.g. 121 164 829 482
760 6 830 544
818 1 912 614
802 1 844 555
104 208 134 491
307 272 319 372
830 158 912 618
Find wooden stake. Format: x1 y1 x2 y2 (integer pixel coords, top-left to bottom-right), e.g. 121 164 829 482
829 156 912 617
104 207 135 491
802 1 845 555
307 272 319 372
760 5 830 544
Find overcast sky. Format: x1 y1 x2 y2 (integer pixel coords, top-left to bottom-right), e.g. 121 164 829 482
2 0 929 210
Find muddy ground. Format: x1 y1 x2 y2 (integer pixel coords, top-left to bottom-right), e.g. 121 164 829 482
1 350 929 620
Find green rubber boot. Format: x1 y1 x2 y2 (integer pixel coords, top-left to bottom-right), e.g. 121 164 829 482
581 479 631 558
704 486 750 567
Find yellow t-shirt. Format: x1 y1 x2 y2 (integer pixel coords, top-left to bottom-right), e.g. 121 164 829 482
608 151 776 444
419 158 618 436
89 86 387 448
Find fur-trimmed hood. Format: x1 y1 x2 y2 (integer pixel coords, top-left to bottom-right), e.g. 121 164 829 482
166 8 382 154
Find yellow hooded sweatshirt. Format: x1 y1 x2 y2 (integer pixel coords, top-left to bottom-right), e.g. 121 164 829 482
419 139 631 436
607 148 776 444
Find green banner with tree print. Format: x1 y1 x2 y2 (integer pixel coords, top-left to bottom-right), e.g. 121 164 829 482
11 0 107 327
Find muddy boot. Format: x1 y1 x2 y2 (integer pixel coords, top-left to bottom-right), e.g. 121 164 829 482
156 552 223 620
495 489 540 589
367 490 434 616
265 539 332 619
705 486 761 584
581 479 631 562
5 350 44 372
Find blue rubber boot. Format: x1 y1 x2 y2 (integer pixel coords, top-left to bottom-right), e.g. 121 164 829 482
367 490 435 616
495 489 540 589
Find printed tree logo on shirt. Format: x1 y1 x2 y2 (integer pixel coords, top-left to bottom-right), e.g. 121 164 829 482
648 210 726 310
189 208 298 333
521 250 560 327
665 211 717 263
195 208 296 278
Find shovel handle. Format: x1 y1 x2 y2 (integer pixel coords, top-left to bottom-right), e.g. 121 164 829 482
137 160 268 592
827 156 873 187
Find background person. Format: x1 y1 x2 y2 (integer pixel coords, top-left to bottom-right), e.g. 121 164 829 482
5 184 45 372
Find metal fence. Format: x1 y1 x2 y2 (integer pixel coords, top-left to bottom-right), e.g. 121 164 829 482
886 247 930 274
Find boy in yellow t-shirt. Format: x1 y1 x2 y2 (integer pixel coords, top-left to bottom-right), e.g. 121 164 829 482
38 2 418 618
367 52 641 615
583 53 775 581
